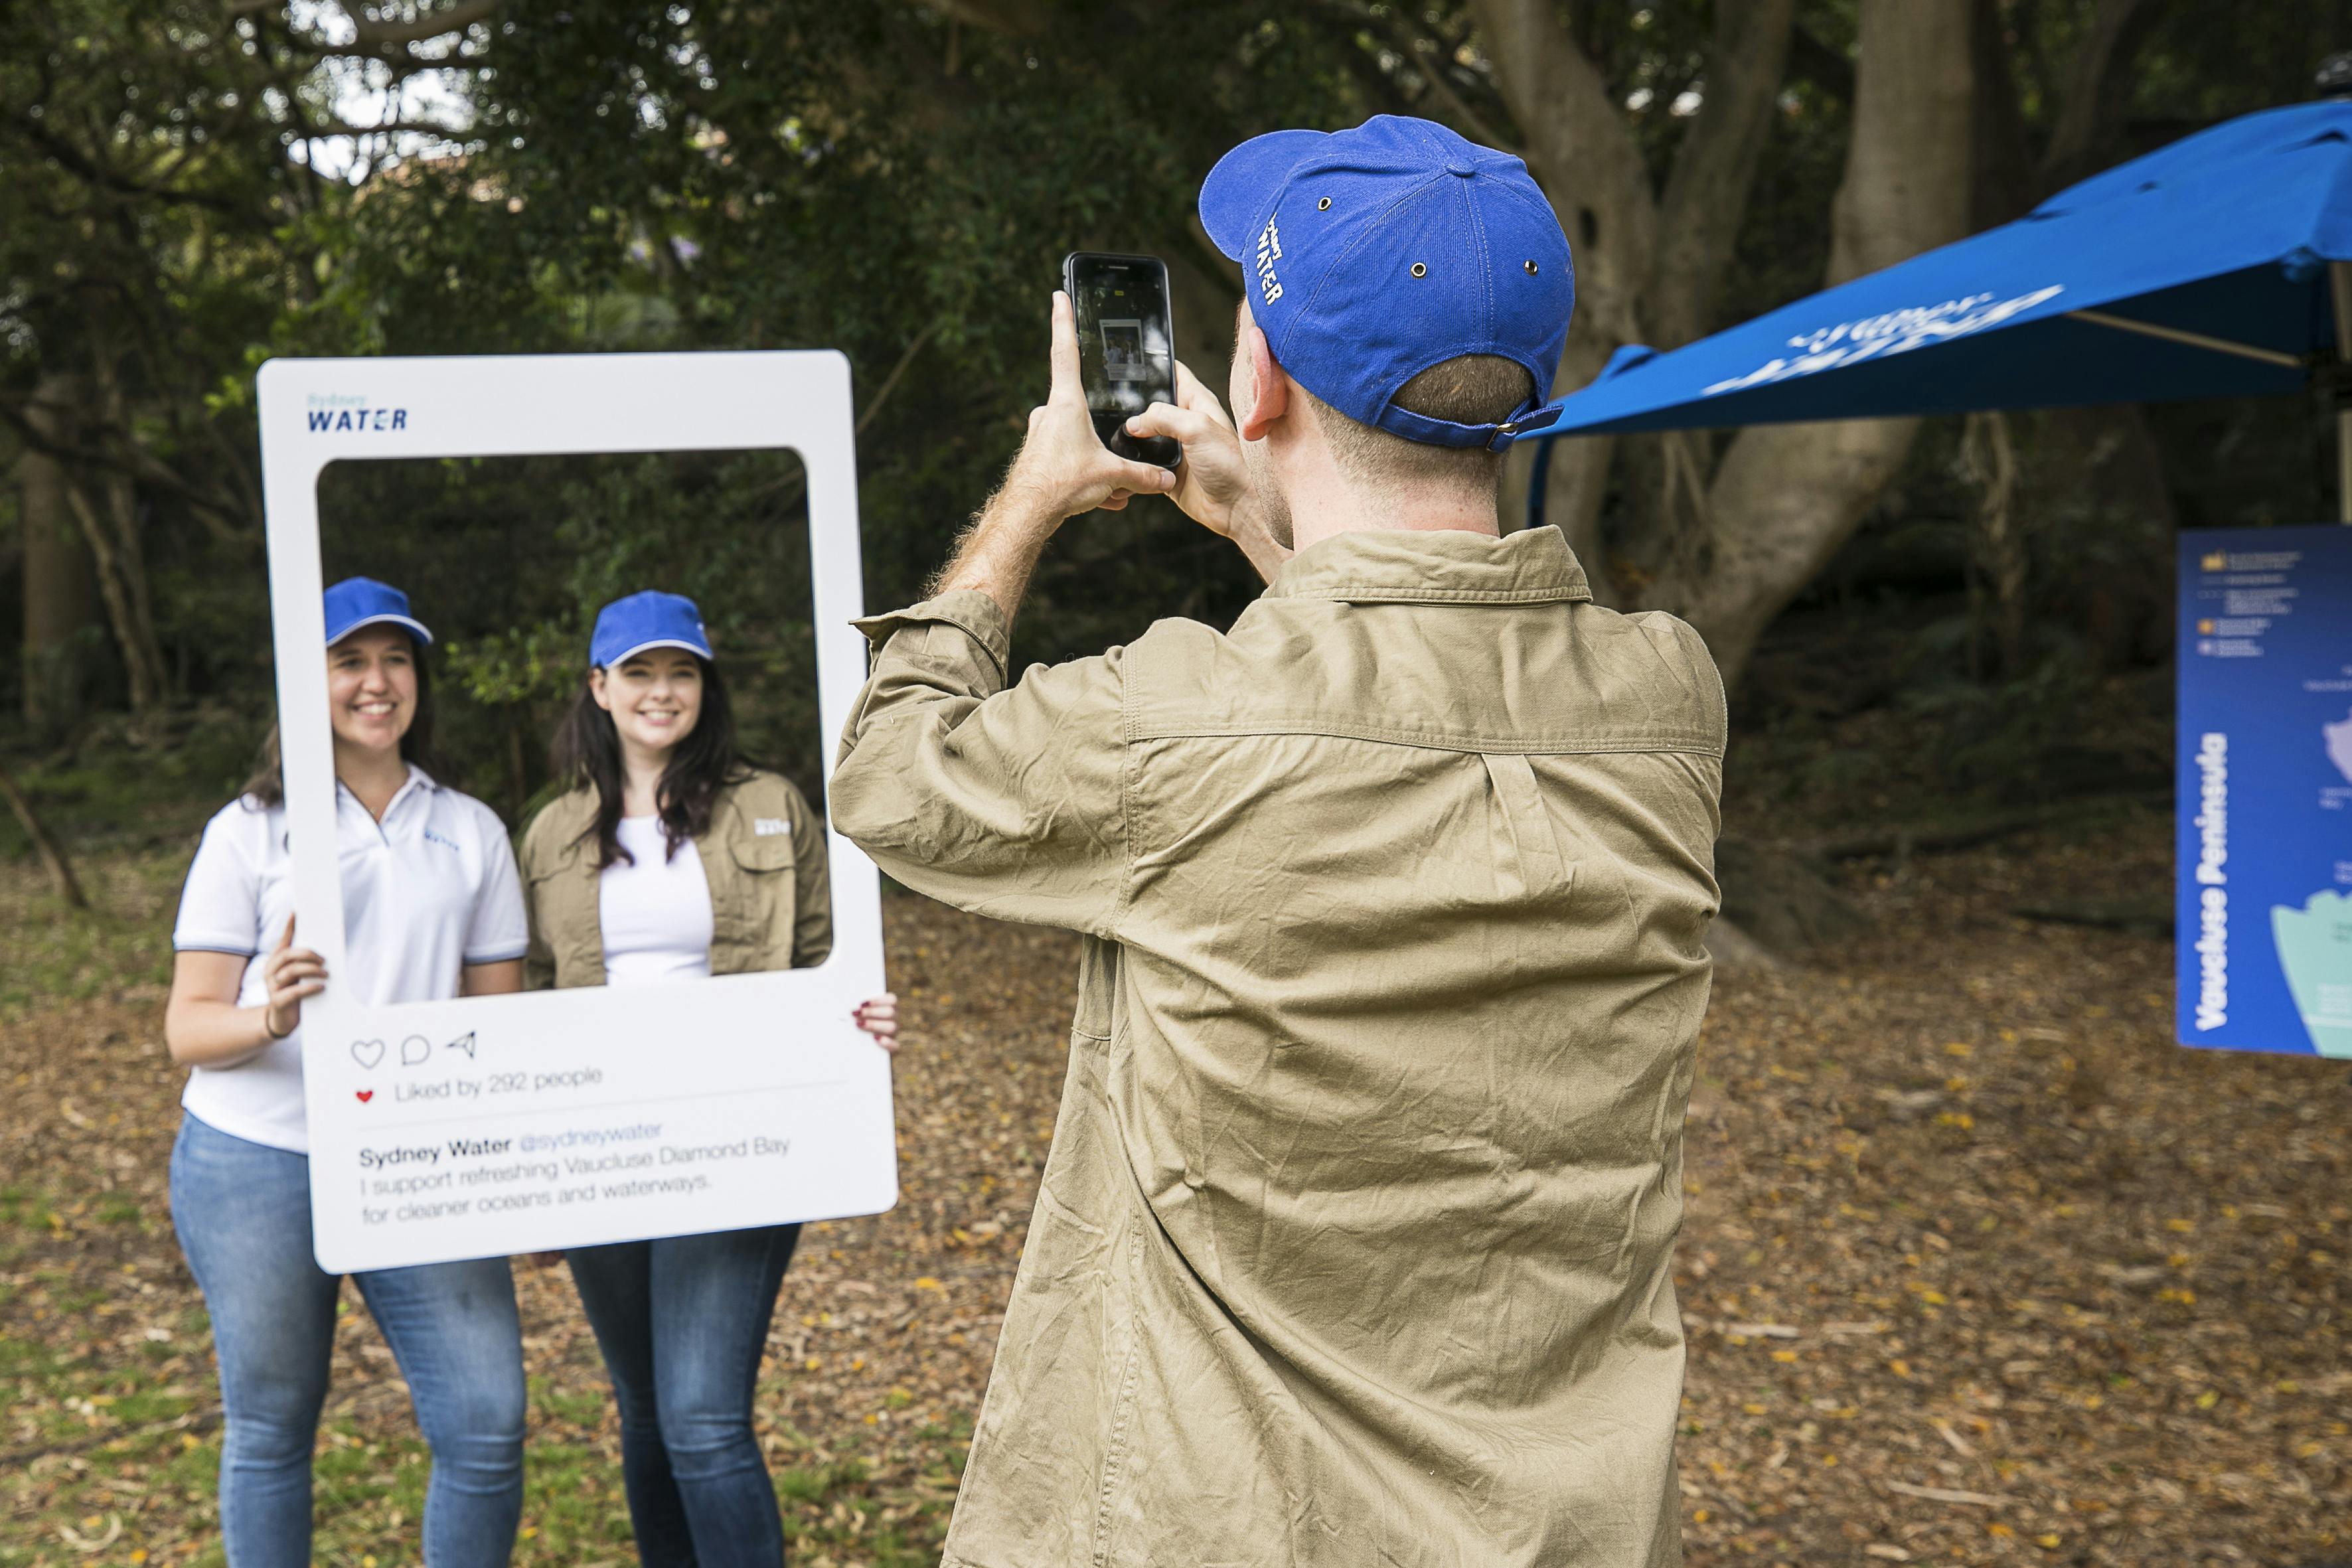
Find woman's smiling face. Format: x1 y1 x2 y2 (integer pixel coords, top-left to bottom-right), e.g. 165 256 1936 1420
591 647 705 757
325 626 417 755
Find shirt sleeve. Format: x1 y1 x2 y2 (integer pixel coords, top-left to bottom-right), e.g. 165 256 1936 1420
789 784 834 969
518 811 558 990
830 589 1129 937
173 804 265 957
465 805 531 965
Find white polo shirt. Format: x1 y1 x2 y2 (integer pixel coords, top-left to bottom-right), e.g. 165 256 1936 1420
171 767 527 1153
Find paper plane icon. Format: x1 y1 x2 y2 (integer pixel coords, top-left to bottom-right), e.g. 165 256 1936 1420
445 1032 477 1059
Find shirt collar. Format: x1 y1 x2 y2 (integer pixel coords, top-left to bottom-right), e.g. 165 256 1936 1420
335 763 438 817
1264 525 1594 607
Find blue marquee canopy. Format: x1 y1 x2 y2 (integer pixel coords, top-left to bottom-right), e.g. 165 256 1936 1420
1522 99 2352 439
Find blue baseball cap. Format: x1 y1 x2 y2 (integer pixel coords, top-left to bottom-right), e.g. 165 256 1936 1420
1199 115 1575 451
591 591 713 668
323 576 433 647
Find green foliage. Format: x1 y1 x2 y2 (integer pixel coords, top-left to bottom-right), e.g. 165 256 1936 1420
5 0 2349 807
315 448 825 810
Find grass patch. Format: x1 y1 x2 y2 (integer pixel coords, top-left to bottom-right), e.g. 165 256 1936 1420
0 852 181 1018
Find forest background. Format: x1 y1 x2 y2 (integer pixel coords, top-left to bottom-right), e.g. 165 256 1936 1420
9 7 2352 1566
5 0 2348 840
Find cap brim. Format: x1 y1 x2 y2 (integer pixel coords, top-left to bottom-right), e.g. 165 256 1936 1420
1199 128 1332 260
600 637 713 667
328 613 433 648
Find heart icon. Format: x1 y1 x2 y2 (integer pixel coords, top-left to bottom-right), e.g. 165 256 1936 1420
351 1039 386 1069
355 1089 374 1103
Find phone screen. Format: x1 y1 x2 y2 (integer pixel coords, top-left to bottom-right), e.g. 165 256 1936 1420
1065 252 1178 466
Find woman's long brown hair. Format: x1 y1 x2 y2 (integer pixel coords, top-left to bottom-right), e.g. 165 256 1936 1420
549 655 748 868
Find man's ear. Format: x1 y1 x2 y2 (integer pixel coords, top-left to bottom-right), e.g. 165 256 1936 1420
1235 321 1290 443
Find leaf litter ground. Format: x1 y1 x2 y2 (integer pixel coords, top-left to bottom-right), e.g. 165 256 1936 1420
3 812 2346 1567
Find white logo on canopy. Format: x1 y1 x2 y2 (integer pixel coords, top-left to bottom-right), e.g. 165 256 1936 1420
1701 285 2066 397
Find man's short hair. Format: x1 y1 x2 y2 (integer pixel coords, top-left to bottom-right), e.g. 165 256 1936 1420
1307 355 1535 493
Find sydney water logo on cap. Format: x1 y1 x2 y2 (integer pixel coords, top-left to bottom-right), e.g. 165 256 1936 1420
305 392 410 434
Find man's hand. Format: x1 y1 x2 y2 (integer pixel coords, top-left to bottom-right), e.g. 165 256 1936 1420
1117 362 1247 530
933 292 1174 624
1124 363 1293 584
1000 291 1176 522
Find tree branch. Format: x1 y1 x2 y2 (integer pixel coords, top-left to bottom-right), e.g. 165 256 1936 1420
349 0 502 50
2039 0 2157 189
0 761 89 910
0 397 258 540
856 319 945 439
291 117 473 140
1316 0 1523 156
1464 0 1656 346
920 0 1050 35
4 114 262 221
1648 0 1797 347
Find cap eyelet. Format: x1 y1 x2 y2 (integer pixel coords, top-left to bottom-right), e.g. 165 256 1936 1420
1524 260 1539 275
1410 262 1427 278
1317 196 1331 211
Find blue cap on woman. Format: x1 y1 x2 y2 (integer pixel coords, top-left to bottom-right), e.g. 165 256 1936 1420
322 576 433 647
589 590 711 668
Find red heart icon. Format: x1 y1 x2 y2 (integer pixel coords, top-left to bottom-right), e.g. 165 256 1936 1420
355 1089 374 1103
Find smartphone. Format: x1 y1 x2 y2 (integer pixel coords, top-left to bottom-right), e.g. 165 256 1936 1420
1062 251 1180 469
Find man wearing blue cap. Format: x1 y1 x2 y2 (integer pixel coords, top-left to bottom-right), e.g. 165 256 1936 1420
833 116 1723 1567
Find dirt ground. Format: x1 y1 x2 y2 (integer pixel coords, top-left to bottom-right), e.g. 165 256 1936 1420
4 810 2348 1567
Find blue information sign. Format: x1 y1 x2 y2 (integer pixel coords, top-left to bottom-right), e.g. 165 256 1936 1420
2177 524 2352 1057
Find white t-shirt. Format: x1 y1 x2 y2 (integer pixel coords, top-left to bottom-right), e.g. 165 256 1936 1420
171 767 528 1152
597 815 715 985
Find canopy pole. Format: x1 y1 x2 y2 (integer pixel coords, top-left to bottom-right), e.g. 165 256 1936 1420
2333 262 2352 524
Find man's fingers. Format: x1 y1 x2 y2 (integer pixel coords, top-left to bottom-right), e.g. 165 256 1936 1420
1127 401 1221 446
1109 458 1175 495
1097 493 1131 511
1048 291 1084 407
1171 362 1235 428
274 914 296 952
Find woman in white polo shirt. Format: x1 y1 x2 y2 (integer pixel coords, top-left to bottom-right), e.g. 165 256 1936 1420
164 578 530 1568
519 591 896 1568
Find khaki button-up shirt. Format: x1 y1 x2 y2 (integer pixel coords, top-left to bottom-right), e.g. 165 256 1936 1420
518 771 832 990
831 526 1724 1568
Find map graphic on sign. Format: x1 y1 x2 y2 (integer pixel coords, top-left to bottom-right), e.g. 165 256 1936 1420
2272 891 2352 1056
2327 709 2352 784
2176 526 2352 1058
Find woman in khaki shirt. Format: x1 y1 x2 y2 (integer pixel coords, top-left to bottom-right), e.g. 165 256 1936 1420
519 590 892 1568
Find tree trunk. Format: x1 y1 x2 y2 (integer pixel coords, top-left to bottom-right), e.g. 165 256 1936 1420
19 376 104 736
1468 0 1797 611
1647 0 1976 686
0 757 88 909
62 473 169 713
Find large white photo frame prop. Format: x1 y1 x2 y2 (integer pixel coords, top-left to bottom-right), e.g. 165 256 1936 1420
257 353 894 1274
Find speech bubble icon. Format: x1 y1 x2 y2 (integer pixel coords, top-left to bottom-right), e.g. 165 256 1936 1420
351 1039 386 1070
400 1035 432 1066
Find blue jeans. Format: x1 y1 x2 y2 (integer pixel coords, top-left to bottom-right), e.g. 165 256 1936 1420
566 1225 801 1568
169 1113 526 1568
